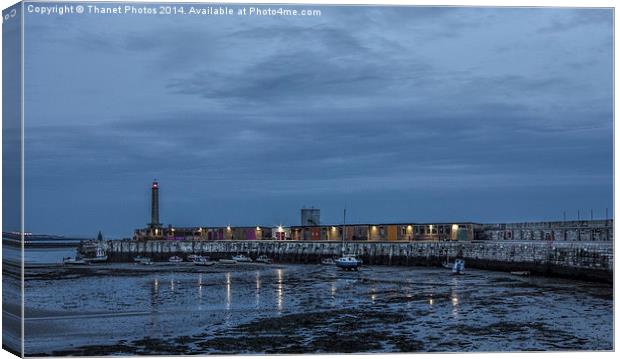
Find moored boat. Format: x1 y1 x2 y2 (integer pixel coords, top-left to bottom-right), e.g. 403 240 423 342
84 247 108 263
219 259 237 264
334 209 362 271
133 255 149 263
335 255 362 271
321 258 335 265
452 259 465 274
63 256 87 265
168 256 183 263
255 255 272 264
194 257 215 266
232 254 252 263
188 254 205 262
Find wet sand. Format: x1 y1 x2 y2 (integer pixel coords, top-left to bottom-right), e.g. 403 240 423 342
12 262 613 355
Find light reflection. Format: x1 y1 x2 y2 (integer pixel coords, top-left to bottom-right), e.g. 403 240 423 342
198 274 203 298
226 272 232 310
276 268 283 311
170 278 175 291
255 271 261 307
451 290 459 318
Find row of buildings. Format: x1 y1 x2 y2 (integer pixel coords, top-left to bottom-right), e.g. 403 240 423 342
133 182 612 242
134 222 477 241
135 181 476 241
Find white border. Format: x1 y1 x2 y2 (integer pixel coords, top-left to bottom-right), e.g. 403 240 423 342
0 1 616 359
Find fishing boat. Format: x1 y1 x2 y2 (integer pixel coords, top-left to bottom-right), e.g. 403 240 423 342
335 208 362 271
321 258 335 265
232 254 252 263
84 247 108 263
63 256 87 265
255 255 272 264
168 256 183 263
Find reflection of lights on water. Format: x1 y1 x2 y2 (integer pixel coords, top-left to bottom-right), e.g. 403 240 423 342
170 279 175 291
371 294 377 303
276 268 283 311
429 298 434 305
198 274 203 298
331 283 337 297
451 291 459 318
255 271 261 307
226 272 232 310
153 279 159 290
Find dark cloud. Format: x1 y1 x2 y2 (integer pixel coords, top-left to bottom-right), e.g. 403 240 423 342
21 6 613 236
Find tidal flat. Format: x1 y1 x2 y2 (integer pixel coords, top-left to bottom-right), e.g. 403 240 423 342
9 262 613 355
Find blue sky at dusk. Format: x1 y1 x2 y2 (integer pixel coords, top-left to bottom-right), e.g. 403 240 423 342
21 5 613 237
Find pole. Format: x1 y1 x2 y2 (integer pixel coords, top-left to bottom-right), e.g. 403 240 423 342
341 208 346 255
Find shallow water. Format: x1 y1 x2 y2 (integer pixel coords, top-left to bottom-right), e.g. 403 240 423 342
12 260 613 355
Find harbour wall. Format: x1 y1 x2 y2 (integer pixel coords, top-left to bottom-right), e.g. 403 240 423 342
100 239 613 283
480 220 612 241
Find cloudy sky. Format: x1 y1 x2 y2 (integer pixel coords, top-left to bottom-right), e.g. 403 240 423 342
22 5 612 237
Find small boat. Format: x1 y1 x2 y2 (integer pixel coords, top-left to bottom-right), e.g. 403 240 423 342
218 259 237 264
321 258 335 265
194 257 215 266
335 209 362 271
168 256 183 263
231 254 252 263
452 259 465 274
139 258 154 265
63 256 87 265
188 254 205 262
133 255 149 263
255 255 272 264
84 247 108 263
335 255 362 271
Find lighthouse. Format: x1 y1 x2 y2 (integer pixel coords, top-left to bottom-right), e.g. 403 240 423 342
149 180 162 233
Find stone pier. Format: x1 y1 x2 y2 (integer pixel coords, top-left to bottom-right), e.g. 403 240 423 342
91 239 613 283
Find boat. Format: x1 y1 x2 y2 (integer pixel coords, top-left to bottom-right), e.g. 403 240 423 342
133 255 149 263
335 208 363 271
321 258 335 265
188 254 206 262
452 259 465 274
139 258 154 265
335 255 362 271
193 257 215 266
168 256 183 263
231 254 252 263
63 256 87 265
84 247 108 263
255 255 272 264
218 259 237 264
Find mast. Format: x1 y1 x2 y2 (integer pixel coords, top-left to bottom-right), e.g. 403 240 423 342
341 208 346 255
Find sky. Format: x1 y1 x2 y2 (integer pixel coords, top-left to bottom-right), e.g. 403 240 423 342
19 4 613 237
